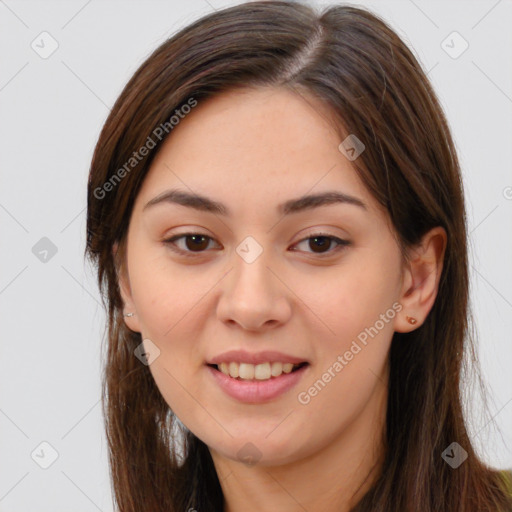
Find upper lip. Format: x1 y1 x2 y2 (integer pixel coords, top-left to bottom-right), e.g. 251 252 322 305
206 349 309 366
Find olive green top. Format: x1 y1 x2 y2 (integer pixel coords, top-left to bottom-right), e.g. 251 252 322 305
500 469 512 500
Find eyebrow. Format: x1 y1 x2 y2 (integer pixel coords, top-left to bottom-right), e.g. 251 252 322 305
142 188 367 216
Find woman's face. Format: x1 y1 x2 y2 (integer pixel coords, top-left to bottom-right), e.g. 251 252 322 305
118 86 413 468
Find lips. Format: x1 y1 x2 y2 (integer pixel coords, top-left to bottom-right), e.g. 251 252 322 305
206 362 309 403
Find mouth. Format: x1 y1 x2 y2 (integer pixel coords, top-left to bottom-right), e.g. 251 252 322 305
206 361 309 381
205 361 310 403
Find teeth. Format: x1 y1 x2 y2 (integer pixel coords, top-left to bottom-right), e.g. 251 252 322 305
228 361 239 378
239 363 254 380
216 361 303 380
271 362 283 377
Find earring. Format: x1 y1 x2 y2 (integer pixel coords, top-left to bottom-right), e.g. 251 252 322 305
406 315 417 325
123 312 134 318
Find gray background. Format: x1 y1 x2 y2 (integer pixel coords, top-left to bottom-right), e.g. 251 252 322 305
1 0 511 510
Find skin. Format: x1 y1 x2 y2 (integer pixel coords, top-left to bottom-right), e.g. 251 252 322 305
116 86 446 512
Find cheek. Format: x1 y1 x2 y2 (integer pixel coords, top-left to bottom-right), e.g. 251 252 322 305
294 252 399 391
294 269 394 433
296 263 394 342
129 251 210 338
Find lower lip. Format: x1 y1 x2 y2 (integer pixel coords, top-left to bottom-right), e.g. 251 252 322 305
206 364 309 403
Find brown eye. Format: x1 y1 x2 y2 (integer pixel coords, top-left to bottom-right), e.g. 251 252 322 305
308 236 334 253
293 233 350 256
163 233 218 256
183 234 210 251
163 232 350 259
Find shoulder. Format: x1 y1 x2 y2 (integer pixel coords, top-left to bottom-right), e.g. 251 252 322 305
500 468 512 496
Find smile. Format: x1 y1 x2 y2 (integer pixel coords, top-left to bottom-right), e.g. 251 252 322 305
206 362 310 403
210 361 308 380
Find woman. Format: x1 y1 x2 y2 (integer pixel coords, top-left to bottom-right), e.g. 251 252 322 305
85 1 512 511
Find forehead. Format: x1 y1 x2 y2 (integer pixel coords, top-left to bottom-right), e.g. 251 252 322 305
154 86 343 167
134 86 376 217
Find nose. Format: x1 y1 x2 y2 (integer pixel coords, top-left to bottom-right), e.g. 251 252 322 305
216 249 292 332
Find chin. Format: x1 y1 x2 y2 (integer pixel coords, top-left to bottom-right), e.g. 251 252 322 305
208 432 304 468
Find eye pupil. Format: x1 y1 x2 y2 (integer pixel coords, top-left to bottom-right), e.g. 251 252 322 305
186 235 209 251
310 236 331 253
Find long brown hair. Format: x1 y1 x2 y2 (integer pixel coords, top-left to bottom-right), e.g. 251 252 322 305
85 1 512 510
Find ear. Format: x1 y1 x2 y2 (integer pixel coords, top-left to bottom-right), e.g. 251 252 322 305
113 241 142 333
394 226 447 333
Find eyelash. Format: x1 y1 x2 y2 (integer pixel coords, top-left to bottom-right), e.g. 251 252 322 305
162 231 351 259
